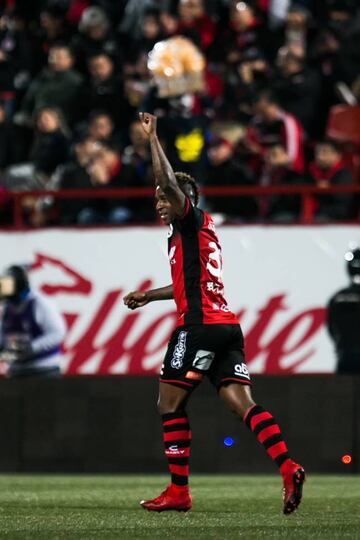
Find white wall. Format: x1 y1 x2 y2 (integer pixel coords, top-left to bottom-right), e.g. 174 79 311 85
1 225 358 375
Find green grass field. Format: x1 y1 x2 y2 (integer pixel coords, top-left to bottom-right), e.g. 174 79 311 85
0 475 359 539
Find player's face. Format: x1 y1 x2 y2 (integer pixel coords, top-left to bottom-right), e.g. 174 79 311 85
155 187 175 225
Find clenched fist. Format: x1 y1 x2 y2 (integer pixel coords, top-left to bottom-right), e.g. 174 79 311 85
139 112 157 137
123 291 149 310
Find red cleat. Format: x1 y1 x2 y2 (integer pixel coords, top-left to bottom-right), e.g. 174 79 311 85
282 462 306 515
140 484 192 512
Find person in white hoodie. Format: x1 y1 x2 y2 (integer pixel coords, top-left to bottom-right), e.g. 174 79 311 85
0 265 65 377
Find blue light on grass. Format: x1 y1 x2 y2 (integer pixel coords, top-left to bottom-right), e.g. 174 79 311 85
223 437 234 447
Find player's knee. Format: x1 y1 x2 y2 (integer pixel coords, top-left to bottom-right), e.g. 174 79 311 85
221 386 255 420
227 400 249 420
157 398 183 416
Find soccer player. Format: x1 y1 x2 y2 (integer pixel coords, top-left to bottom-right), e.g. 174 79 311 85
124 112 305 515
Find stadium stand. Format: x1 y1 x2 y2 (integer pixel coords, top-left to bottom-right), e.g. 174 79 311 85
0 0 359 227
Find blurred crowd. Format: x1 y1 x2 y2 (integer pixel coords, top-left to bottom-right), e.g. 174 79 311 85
0 0 359 226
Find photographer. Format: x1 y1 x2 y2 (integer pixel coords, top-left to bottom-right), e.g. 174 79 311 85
0 265 65 377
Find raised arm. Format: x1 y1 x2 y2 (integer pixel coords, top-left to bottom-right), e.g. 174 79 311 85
124 285 174 310
139 112 186 215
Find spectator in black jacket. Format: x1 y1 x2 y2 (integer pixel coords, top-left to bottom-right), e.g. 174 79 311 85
272 46 321 136
313 0 360 87
0 101 15 170
87 53 124 126
57 136 99 224
30 107 70 179
261 143 308 222
32 3 73 74
86 110 122 150
0 7 31 116
206 135 258 221
308 139 354 221
16 43 85 126
71 6 120 74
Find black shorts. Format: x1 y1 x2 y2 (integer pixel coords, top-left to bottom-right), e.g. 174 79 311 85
160 324 251 390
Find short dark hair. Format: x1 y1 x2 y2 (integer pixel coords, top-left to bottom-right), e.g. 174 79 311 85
253 89 280 106
88 52 113 63
316 138 342 154
174 172 200 206
49 42 73 56
88 109 113 123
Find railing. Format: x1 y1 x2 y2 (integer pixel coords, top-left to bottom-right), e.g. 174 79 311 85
3 185 360 229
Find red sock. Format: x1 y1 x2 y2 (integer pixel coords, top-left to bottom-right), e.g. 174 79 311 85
162 411 191 487
244 405 293 475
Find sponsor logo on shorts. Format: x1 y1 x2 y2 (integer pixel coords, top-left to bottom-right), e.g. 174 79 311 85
234 363 250 379
192 350 215 371
185 370 203 381
171 331 187 369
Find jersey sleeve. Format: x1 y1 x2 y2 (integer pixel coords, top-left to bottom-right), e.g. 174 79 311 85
175 197 204 236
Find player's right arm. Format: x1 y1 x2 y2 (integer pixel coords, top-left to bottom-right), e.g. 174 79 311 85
123 285 174 310
138 112 186 216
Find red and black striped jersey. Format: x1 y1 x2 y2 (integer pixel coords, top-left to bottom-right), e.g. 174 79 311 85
168 197 238 326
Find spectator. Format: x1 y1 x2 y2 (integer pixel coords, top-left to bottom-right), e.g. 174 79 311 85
128 7 163 62
272 46 321 136
121 119 154 222
206 135 258 221
176 0 215 51
261 143 307 221
71 6 120 74
6 106 70 187
211 1 268 65
308 139 354 221
80 110 122 150
313 0 360 87
221 47 271 120
3 106 70 227
76 141 133 225
57 136 98 224
122 119 152 184
0 100 15 170
16 43 85 126
31 107 70 177
87 53 124 126
33 3 73 74
245 89 304 175
0 7 31 117
0 264 66 377
272 3 315 56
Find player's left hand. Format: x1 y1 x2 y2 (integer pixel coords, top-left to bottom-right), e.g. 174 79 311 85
139 112 157 137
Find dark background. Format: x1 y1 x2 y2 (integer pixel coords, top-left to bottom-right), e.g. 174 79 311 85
0 376 358 474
